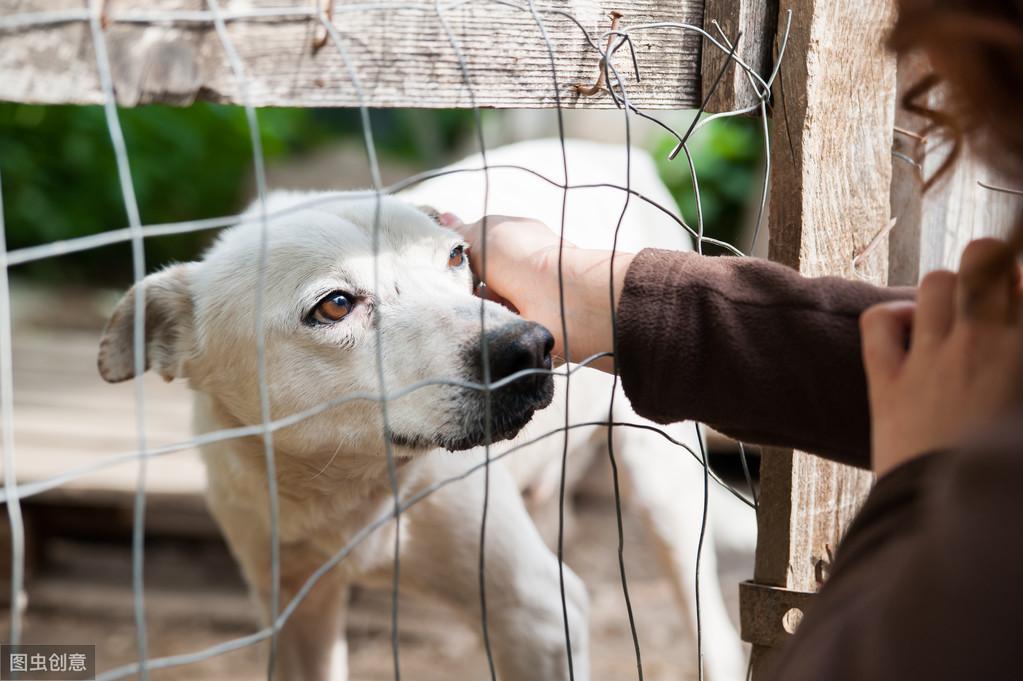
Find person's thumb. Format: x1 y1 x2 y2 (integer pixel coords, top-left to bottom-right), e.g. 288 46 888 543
860 301 915 381
957 238 1019 323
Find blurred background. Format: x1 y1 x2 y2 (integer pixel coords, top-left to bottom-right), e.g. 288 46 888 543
0 103 764 284
0 103 763 680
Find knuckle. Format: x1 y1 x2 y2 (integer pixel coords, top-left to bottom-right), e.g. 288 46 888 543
920 269 955 294
960 238 1007 267
859 304 888 332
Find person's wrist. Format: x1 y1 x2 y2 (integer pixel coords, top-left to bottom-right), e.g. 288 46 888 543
561 249 634 370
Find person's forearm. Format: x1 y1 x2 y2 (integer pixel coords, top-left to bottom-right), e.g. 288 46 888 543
615 249 914 468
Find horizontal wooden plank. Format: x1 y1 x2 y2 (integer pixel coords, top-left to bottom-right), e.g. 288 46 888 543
0 0 719 110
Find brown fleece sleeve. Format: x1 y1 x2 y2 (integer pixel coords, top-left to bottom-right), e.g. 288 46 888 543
763 408 1023 681
615 249 914 468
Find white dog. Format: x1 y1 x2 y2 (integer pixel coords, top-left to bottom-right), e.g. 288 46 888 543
403 140 750 681
97 139 749 681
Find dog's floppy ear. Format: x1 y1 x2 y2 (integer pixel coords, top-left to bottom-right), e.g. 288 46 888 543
98 263 196 384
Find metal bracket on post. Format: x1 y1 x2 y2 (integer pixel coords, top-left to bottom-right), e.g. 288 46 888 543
739 580 816 648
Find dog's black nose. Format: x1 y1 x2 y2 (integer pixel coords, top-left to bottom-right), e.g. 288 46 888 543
485 321 555 382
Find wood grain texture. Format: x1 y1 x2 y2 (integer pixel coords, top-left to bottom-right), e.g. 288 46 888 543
701 0 776 112
760 0 897 585
888 52 928 285
0 0 709 109
748 0 897 674
916 120 1020 274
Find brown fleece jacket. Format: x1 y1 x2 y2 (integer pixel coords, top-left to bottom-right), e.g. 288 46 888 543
616 248 1023 681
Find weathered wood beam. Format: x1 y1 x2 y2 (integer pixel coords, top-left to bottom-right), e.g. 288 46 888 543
0 0 709 109
700 0 776 113
745 1 897 676
888 53 929 285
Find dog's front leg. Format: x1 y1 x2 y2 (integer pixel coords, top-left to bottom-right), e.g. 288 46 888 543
207 496 350 681
398 455 590 681
271 558 350 681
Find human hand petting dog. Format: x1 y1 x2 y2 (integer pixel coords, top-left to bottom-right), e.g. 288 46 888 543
447 216 1023 480
861 238 1023 478
445 213 632 371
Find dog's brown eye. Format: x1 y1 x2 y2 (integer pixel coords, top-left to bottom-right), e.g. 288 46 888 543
448 245 467 269
310 292 353 325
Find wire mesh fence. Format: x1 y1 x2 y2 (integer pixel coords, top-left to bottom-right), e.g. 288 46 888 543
0 1 793 679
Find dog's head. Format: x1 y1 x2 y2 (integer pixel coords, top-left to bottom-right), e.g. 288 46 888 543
97 192 555 458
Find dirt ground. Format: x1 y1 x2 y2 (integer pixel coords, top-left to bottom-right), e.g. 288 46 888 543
12 493 751 681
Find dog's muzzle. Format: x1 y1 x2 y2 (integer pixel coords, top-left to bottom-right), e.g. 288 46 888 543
442 320 556 451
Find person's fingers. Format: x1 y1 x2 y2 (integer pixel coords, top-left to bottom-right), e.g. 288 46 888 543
474 281 519 313
437 212 462 228
861 301 916 382
449 215 478 243
912 270 956 349
957 238 1018 323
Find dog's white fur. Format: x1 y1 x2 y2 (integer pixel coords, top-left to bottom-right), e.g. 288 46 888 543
402 140 750 681
98 139 749 681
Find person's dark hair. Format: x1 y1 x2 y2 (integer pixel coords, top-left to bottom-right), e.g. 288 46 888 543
889 0 1023 264
890 0 1023 184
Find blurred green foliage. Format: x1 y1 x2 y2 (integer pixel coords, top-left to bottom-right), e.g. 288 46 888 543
0 103 472 283
653 117 763 252
0 103 760 284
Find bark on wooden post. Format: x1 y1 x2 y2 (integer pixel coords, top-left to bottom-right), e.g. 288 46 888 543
744 1 897 676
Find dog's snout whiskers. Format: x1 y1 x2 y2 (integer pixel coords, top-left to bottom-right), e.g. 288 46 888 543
310 439 345 481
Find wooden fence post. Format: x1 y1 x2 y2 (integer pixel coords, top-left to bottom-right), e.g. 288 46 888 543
742 1 898 676
702 0 778 112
